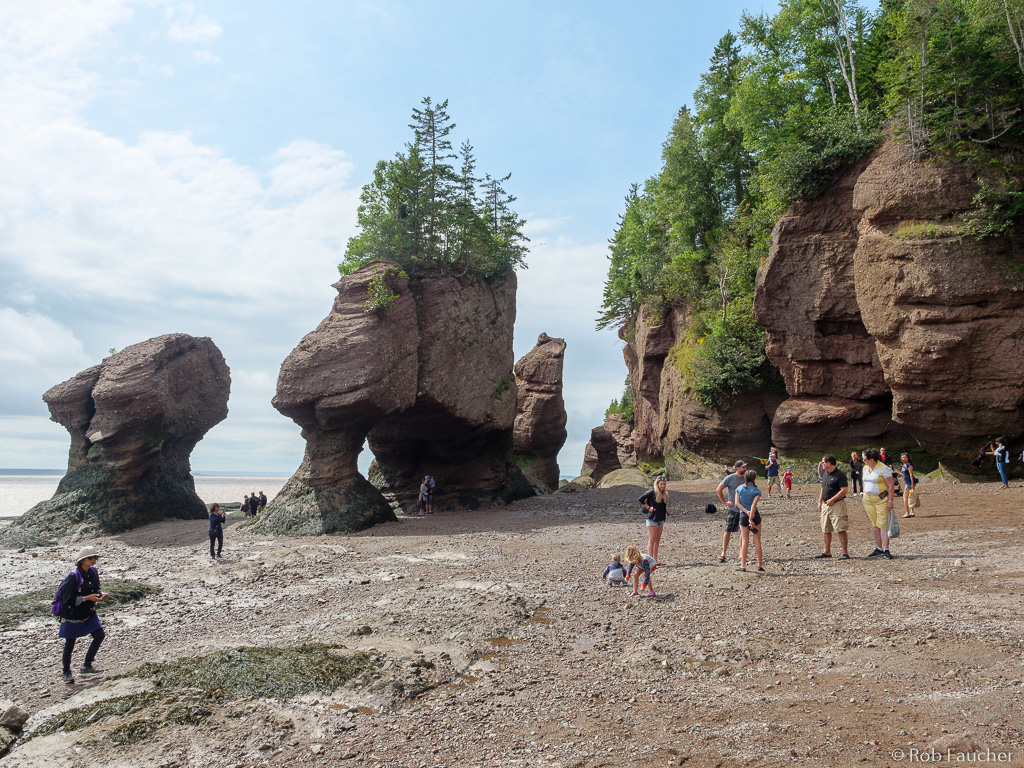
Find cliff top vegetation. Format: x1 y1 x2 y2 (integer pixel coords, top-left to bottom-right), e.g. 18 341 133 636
599 0 1024 409
339 98 529 280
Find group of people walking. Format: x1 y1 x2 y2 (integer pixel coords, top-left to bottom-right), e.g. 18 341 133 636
242 491 266 518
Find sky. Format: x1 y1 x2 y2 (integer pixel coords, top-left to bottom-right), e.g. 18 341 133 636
0 0 783 476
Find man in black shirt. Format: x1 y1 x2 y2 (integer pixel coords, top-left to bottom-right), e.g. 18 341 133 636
815 454 850 560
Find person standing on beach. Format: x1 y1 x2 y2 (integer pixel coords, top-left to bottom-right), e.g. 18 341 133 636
249 491 258 516
638 476 668 563
258 491 267 515
861 448 896 559
986 438 1009 489
241 494 251 519
717 461 747 563
900 453 918 517
209 503 226 559
58 546 109 684
815 455 850 560
735 470 764 572
765 449 781 499
418 477 429 516
849 451 863 497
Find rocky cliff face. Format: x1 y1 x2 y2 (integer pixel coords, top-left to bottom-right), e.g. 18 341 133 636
254 263 531 535
756 139 1024 469
513 333 567 492
2 334 230 546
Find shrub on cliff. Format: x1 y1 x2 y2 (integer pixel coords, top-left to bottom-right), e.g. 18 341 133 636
339 98 528 280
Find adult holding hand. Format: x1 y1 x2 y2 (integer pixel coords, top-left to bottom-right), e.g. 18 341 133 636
861 448 895 559
638 476 668 563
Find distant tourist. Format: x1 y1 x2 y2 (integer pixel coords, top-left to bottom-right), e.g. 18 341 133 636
861 448 895 559
815 454 850 560
880 447 901 496
783 466 793 498
716 461 747 563
986 438 1009 489
426 476 435 514
418 477 429 517
601 553 627 586
624 545 656 598
765 449 782 499
58 546 109 684
900 453 918 517
734 470 764 572
249 491 258 516
849 451 863 497
241 494 251 519
209 503 226 559
638 476 668 563
817 458 826 485
258 491 267 514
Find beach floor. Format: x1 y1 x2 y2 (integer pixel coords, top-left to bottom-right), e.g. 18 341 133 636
1 479 1022 767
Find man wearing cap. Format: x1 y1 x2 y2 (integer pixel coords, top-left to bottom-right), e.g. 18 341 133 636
717 461 748 563
58 546 109 684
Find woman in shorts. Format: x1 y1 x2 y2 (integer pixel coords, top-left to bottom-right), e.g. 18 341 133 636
861 448 896 559
734 470 764 572
638 476 668 563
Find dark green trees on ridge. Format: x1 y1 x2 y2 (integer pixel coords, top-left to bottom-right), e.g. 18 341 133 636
600 0 1024 410
340 98 528 279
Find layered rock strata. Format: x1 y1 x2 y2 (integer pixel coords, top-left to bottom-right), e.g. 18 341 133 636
2 334 230 546
513 333 567 491
580 414 636 484
756 138 1024 469
254 262 531 535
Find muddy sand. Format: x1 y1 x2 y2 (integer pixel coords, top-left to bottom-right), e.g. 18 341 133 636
1 478 1022 767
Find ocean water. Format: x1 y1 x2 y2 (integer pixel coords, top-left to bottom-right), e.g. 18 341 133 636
0 475 288 518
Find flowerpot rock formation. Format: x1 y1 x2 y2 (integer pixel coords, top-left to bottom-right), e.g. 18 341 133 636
253 262 532 535
513 333 567 492
2 334 230 547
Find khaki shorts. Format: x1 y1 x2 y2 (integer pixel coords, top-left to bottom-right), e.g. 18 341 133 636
819 498 848 533
863 493 889 528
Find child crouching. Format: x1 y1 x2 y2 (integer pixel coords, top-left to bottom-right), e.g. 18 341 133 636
601 553 627 586
624 545 657 598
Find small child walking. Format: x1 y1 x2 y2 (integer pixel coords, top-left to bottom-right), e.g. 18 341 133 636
624 545 657 598
783 466 794 498
601 554 627 586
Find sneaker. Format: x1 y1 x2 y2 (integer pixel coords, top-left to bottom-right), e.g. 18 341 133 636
79 665 102 675
814 552 832 559
837 553 850 560
757 566 765 572
646 590 656 597
62 671 74 684
736 566 746 572
867 548 885 558
882 550 894 560
629 592 640 598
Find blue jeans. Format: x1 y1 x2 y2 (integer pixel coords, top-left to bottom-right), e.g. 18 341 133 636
997 462 1008 484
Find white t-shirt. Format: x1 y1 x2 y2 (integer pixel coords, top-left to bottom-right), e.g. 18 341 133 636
862 463 893 495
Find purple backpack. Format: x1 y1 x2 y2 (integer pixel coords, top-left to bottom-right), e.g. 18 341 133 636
51 569 88 618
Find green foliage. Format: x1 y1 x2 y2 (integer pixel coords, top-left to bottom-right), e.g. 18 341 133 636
362 266 406 315
493 373 513 398
894 221 959 239
605 376 635 426
339 98 528 279
599 0 1024 410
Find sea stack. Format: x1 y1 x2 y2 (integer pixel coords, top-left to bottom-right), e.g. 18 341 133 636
513 333 567 492
1 334 230 547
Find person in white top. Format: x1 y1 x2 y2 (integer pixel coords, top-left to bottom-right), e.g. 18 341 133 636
860 448 896 559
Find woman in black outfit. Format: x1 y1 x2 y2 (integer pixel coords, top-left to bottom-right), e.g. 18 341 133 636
58 546 109 684
209 503 226 559
638 476 668 563
849 451 863 496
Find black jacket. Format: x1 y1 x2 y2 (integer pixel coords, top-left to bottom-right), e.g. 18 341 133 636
59 565 101 621
638 489 667 523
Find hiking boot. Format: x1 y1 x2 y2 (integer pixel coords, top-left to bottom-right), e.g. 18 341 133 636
62 671 74 684
837 553 850 560
79 665 102 675
881 550 894 560
814 552 832 559
867 548 885 558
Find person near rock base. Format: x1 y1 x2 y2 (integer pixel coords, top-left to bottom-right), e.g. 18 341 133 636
58 546 109 684
765 449 782 499
418 477 429 517
783 466 793 498
717 461 748 563
638 476 668 563
257 491 267 515
861 448 895 559
624 545 656 598
735 470 764 572
815 454 850 561
209 503 226 559
249 491 258 516
986 438 1009 489
601 553 627 586
241 494 251 519
900 453 918 517
426 476 435 514
849 451 863 497
880 448 901 497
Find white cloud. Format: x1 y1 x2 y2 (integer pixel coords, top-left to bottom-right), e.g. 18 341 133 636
166 4 222 44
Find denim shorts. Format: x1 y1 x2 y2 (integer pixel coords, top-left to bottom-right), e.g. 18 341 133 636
645 519 664 528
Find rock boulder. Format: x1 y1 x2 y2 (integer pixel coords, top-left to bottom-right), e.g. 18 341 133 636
580 414 636 484
513 333 567 491
2 334 229 547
